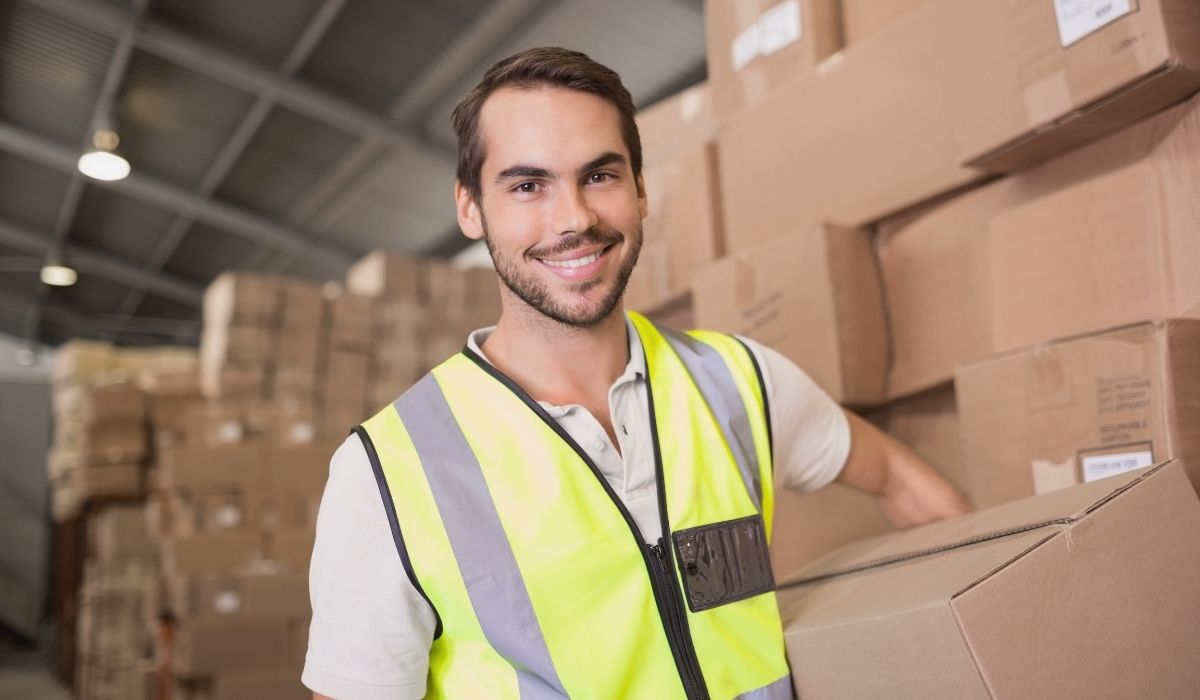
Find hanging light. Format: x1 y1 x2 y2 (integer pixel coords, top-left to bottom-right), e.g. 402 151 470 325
77 128 130 181
40 250 77 287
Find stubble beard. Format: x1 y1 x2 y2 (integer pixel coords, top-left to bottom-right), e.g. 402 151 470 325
482 214 642 328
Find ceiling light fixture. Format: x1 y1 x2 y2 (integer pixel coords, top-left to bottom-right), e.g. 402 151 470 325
77 128 130 181
40 251 78 287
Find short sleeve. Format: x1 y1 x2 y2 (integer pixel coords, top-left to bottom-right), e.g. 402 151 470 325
302 435 435 700
738 337 851 493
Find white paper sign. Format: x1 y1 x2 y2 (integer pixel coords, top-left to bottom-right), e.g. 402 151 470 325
1053 0 1134 47
1080 449 1153 483
758 0 803 56
731 24 760 71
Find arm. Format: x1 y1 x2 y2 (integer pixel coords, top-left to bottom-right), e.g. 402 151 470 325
837 410 972 528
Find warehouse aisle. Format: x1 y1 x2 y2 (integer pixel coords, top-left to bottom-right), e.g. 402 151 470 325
0 650 71 700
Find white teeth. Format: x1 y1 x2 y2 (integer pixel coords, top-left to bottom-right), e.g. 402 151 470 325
542 250 601 268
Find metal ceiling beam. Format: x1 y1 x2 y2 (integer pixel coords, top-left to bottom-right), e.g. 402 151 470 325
266 0 567 273
29 0 453 161
0 285 197 344
0 119 357 271
0 218 203 306
115 0 350 318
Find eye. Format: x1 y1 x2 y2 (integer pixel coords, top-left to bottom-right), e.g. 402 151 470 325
588 171 614 184
513 181 540 194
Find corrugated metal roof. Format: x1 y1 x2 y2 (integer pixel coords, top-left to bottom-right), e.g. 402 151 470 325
117 50 258 189
161 221 273 284
0 1 116 144
216 105 357 220
70 186 176 265
149 0 329 67
0 152 70 233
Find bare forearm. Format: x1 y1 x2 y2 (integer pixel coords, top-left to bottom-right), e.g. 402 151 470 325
837 411 972 528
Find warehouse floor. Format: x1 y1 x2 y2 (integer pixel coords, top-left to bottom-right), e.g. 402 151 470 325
0 650 71 700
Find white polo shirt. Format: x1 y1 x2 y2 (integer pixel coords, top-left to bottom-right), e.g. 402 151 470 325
302 325 851 700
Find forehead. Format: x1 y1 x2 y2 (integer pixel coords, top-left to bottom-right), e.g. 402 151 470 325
477 86 627 173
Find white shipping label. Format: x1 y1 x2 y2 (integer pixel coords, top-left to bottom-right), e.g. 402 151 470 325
731 24 760 71
1081 450 1153 483
213 591 241 614
1053 0 1135 47
758 0 803 56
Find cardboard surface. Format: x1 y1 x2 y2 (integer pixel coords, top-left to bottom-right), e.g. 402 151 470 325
625 143 724 313
161 532 260 577
172 615 291 676
718 0 985 252
779 462 1200 699
841 0 923 45
989 92 1200 352
943 0 1200 171
958 319 1200 508
876 178 1025 399
636 82 718 168
693 224 886 406
705 0 843 122
157 445 262 489
345 250 423 300
865 382 964 492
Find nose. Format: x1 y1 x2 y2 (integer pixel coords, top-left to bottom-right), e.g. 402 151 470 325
552 183 598 236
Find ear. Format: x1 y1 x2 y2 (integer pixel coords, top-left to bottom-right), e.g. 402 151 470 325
636 173 648 220
455 180 485 240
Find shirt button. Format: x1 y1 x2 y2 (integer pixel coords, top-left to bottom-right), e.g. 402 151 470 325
592 439 607 453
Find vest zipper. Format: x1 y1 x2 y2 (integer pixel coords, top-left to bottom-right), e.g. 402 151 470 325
649 539 707 700
461 346 709 699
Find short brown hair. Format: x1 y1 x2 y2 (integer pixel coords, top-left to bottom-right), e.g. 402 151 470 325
451 47 642 201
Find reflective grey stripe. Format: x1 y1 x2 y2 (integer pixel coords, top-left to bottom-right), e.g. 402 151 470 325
394 374 567 699
735 674 794 700
660 328 763 508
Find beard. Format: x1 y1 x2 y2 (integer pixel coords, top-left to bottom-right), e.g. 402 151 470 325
482 214 642 328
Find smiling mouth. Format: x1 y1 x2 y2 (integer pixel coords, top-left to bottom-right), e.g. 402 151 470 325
536 242 615 268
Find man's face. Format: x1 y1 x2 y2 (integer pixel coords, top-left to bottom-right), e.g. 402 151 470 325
456 86 647 328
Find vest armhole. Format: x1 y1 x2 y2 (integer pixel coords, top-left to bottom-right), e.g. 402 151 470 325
731 336 774 469
351 425 444 640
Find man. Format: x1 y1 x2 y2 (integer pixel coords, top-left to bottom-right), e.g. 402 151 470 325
304 47 970 700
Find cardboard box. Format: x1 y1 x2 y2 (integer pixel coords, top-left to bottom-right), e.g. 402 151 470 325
212 668 309 700
704 0 843 121
636 82 717 168
58 422 147 465
270 396 319 447
54 340 116 385
275 324 321 373
345 250 423 300
157 445 262 489
278 278 324 329
957 319 1200 508
202 324 276 365
172 616 291 675
718 1 986 252
424 262 502 327
373 298 427 339
161 532 260 576
202 272 281 328
138 368 202 398
54 380 146 425
265 528 315 573
265 442 338 492
988 92 1200 353
90 504 156 566
200 362 269 400
160 485 259 537
323 349 368 408
943 0 1200 172
167 572 309 620
642 293 694 331
325 292 373 352
876 179 1024 399
777 462 1200 699
770 484 891 580
841 0 923 45
692 225 886 406
865 383 965 492
71 463 142 500
625 143 723 313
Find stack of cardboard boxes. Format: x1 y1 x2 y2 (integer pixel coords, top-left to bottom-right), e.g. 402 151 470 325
75 505 159 700
616 0 1200 578
616 0 1200 694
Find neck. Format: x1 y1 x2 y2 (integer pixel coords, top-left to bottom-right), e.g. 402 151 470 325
481 295 630 406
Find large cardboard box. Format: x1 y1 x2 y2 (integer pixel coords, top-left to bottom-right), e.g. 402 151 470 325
345 250 423 301
54 340 117 385
161 532 260 576
704 0 843 122
840 0 923 45
202 273 281 328
770 484 890 580
278 278 323 330
424 262 502 325
212 668 309 700
876 179 1025 399
57 422 147 465
636 82 717 168
957 319 1200 509
943 0 1200 172
90 504 156 566
70 463 142 499
718 1 986 253
693 225 886 406
625 143 724 313
166 572 308 620
988 92 1200 353
54 381 146 425
325 292 373 352
157 445 262 489
172 616 291 675
777 462 1200 699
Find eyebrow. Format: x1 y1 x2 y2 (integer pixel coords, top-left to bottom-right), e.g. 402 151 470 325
493 152 628 184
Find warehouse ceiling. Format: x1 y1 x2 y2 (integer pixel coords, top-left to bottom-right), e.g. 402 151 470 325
0 0 706 347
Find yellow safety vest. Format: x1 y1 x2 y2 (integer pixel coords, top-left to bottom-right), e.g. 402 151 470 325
357 312 792 699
